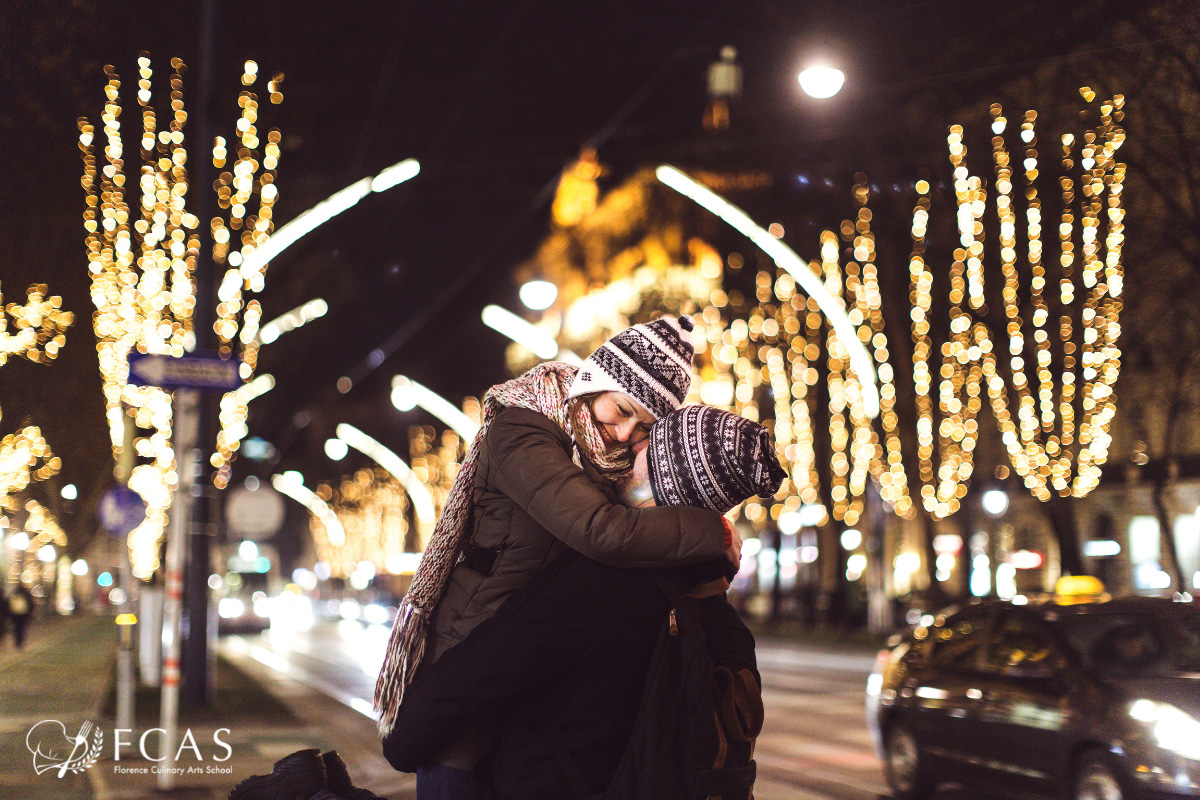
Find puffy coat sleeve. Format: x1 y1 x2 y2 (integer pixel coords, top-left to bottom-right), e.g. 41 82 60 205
484 407 726 568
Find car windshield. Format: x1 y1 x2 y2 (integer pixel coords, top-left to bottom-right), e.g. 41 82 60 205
1057 606 1200 678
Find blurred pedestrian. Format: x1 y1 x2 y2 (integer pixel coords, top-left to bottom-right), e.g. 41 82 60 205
0 591 10 646
373 316 736 800
9 584 34 648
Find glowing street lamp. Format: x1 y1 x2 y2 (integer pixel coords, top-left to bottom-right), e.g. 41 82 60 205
481 305 583 366
272 471 346 546
656 164 880 418
324 437 349 461
798 64 845 99
334 423 437 545
519 280 558 311
982 489 1010 517
391 376 481 440
227 158 420 292
257 298 328 345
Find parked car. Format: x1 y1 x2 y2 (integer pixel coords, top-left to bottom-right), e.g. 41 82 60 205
866 580 1200 800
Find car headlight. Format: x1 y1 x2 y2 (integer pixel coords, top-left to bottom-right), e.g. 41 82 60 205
1130 700 1200 760
218 597 245 619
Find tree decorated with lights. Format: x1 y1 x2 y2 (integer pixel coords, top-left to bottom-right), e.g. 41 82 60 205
0 286 73 506
0 283 73 585
305 423 473 581
79 54 283 577
725 91 1127 586
308 468 411 581
504 93 1127 597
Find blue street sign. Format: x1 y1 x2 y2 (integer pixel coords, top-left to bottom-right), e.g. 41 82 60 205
127 351 243 392
99 485 147 536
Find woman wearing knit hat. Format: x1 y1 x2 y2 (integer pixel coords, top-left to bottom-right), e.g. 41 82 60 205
373 315 734 799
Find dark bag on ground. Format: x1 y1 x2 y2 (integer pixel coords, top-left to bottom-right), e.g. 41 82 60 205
599 575 764 800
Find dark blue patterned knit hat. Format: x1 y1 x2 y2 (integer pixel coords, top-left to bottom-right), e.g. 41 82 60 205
647 405 786 513
567 316 695 419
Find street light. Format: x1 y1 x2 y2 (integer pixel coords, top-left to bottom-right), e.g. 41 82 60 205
324 437 349 461
271 472 346 546
258 298 328 344
519 280 558 311
798 64 845 99
655 165 880 418
225 158 420 294
61 484 77 500
481 305 583 365
334 423 437 546
391 375 481 440
982 489 1010 516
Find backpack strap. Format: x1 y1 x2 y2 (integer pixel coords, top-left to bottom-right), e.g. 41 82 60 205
714 667 764 743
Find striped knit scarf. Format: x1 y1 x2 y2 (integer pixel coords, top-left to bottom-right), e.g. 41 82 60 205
374 361 630 735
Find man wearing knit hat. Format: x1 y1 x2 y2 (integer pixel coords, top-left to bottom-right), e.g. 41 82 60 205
382 405 784 800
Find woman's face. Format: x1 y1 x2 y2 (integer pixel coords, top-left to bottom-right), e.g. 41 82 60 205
589 392 655 452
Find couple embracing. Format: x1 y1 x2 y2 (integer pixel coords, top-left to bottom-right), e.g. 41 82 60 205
231 315 784 800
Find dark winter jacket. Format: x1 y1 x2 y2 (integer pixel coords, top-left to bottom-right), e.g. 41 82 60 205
424 406 727 664
385 549 729 798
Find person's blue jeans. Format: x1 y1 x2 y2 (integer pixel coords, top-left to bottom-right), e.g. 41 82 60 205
416 765 489 800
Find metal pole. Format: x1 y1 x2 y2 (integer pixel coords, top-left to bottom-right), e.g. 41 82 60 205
182 0 219 707
115 407 137 733
116 545 136 731
159 388 197 791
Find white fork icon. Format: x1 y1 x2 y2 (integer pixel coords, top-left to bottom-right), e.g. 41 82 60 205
57 721 92 778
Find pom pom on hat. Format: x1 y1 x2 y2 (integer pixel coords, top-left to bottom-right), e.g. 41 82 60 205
567 315 695 419
646 405 786 513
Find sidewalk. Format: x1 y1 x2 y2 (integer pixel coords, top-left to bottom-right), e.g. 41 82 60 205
0 613 414 800
0 614 116 800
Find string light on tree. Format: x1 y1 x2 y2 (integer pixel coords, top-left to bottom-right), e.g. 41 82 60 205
0 282 72 533
308 468 411 579
976 91 1125 500
79 54 284 575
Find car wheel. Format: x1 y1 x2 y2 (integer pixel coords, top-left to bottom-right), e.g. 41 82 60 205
1070 750 1124 800
884 721 932 799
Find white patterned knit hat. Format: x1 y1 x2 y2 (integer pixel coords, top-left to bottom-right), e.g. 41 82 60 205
648 404 787 513
567 316 696 419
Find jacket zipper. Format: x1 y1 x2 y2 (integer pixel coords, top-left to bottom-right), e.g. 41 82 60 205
669 608 678 636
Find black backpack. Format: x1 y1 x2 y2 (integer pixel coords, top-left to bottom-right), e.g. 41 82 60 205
599 576 764 800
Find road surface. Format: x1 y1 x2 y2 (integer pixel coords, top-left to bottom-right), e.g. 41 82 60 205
221 616 1025 799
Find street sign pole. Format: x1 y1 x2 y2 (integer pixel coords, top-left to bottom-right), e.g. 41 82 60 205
182 0 220 715
158 388 197 791
114 412 138 735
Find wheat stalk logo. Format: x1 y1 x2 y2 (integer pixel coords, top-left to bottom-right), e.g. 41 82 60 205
27 720 103 776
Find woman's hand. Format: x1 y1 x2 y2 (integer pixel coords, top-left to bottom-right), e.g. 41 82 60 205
722 517 742 573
